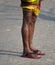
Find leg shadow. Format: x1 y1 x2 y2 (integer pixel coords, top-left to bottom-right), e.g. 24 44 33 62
0 50 22 57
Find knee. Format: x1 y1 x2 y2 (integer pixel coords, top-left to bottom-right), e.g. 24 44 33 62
22 23 28 32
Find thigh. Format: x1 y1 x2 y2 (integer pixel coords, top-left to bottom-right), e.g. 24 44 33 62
23 8 33 24
32 12 37 23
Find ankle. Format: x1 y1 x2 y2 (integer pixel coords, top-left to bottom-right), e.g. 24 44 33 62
30 47 36 51
23 49 33 54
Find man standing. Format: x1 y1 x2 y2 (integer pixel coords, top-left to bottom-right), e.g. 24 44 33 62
21 0 45 59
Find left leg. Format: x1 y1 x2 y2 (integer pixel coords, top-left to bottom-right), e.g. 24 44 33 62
29 13 45 55
29 13 37 51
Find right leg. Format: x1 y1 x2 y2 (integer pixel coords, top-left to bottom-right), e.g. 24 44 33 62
21 8 33 54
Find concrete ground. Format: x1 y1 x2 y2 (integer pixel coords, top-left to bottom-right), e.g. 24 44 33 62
0 0 55 65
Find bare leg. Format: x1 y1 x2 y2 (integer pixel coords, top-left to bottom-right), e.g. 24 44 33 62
21 9 33 54
28 13 45 55
28 0 42 50
29 13 37 51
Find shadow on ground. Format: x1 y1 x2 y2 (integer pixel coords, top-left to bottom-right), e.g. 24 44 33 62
39 7 55 21
0 50 22 57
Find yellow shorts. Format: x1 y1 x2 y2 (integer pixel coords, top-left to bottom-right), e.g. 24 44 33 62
22 5 40 16
21 0 40 16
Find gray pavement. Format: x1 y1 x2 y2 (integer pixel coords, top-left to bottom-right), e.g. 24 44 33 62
0 0 55 65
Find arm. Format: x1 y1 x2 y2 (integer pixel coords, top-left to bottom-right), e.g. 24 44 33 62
39 0 44 6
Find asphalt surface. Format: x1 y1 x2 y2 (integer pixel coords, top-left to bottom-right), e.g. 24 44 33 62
0 0 55 65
